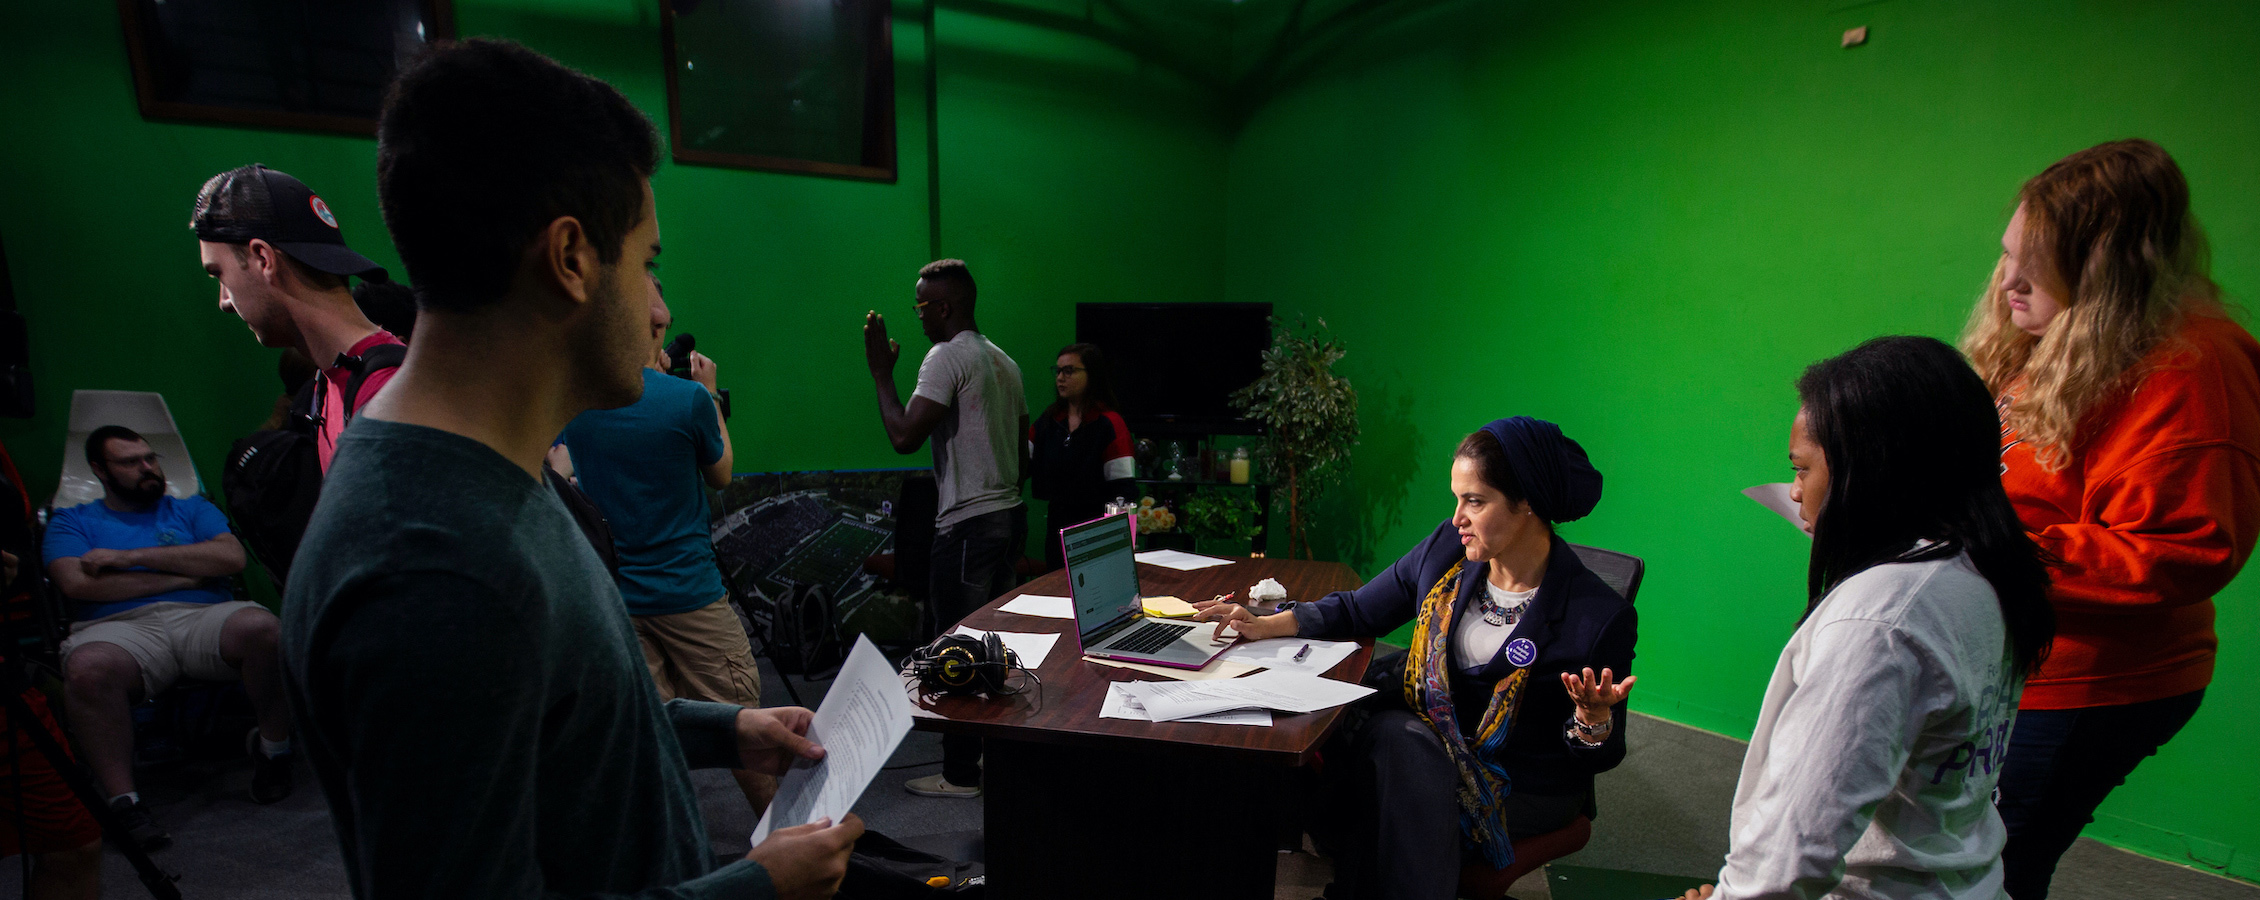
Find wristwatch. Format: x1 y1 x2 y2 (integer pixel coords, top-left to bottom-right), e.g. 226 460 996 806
1565 713 1612 746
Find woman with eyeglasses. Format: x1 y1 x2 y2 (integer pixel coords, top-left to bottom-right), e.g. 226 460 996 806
1963 139 2260 899
1029 343 1136 568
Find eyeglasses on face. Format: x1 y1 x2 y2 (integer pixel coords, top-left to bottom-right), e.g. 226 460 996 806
1052 366 1086 377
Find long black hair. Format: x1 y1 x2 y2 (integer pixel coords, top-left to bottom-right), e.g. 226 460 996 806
1042 342 1122 420
1796 335 2055 675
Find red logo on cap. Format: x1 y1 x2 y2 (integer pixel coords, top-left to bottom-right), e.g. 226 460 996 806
310 196 339 229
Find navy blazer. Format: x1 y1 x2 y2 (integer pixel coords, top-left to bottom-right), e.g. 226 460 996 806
1292 520 1638 798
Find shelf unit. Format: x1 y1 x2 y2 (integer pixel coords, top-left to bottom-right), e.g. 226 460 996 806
1129 478 1271 557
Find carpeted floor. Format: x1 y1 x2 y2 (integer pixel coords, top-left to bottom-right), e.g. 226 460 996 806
7 655 2251 900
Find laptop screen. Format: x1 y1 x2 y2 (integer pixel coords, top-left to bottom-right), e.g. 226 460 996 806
1061 513 1141 642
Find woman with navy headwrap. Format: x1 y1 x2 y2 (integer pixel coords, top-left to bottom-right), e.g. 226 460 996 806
1195 416 1638 900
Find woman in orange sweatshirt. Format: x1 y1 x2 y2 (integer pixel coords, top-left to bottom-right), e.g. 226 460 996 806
1963 139 2260 900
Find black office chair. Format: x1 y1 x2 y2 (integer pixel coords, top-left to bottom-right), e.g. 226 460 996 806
1568 543 1645 605
1567 541 1644 823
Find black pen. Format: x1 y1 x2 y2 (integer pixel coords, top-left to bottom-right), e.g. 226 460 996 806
1291 643 1312 663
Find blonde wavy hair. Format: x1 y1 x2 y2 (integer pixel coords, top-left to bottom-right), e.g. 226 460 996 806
1961 139 2222 470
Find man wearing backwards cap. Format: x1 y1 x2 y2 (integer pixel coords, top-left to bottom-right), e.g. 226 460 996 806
193 164 403 472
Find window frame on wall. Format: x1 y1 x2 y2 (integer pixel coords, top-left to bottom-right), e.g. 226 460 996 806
659 0 898 183
115 0 456 137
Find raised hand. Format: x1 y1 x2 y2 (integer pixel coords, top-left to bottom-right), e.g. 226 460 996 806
1560 666 1637 724
688 350 719 393
863 311 901 375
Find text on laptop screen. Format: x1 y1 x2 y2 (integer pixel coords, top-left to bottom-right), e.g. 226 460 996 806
1062 516 1140 639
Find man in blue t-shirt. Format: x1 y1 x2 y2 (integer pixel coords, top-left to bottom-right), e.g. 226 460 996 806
42 425 293 850
557 281 770 810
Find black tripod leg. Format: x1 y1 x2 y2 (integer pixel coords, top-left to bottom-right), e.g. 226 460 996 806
0 685 180 900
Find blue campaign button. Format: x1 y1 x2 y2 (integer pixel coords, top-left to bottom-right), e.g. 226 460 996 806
1505 637 1537 668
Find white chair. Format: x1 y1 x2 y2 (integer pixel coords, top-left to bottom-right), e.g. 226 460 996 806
52 390 202 511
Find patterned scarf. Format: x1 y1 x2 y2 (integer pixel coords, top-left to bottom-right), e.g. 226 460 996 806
1402 560 1530 868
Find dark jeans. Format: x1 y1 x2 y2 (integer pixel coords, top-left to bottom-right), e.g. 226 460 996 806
928 506 1024 787
1317 709 1581 900
1997 689 2205 900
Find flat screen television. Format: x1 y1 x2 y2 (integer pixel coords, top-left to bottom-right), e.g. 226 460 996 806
1075 303 1272 435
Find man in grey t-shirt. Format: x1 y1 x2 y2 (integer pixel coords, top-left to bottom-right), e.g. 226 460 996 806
863 258 1027 798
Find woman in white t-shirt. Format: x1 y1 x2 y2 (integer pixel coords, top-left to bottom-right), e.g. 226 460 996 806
1683 336 2056 900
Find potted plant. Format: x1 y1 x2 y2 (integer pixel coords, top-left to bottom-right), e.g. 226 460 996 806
1231 316 1359 559
1180 488 1263 554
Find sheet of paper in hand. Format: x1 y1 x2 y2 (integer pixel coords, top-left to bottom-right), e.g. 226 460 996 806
750 635 915 845
1741 483 1810 535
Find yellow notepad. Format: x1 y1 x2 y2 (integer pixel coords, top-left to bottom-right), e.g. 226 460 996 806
1141 595 1197 618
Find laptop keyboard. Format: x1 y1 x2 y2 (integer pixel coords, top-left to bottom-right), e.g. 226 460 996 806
1108 620 1195 655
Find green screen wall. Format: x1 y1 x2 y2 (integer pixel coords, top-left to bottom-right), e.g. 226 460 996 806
1225 0 2260 881
0 0 1231 597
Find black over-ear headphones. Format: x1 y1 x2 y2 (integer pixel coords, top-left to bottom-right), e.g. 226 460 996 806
904 631 1023 695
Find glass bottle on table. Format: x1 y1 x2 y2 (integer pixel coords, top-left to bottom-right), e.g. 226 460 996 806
1230 446 1250 484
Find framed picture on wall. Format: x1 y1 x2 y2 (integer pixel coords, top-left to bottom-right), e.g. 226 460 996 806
117 0 455 136
660 0 897 182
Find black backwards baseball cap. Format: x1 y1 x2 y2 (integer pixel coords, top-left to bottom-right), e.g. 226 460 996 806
191 165 388 283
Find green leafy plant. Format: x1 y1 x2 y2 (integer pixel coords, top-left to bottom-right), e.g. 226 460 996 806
1181 489 1262 546
1230 315 1359 559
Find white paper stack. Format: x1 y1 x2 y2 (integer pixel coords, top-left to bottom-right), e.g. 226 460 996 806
1114 669 1374 723
997 594 1075 619
1100 683 1271 726
1132 549 1239 571
1218 638 1358 675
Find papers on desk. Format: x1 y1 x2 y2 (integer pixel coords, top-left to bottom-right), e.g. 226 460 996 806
953 627 1061 668
1133 549 1238 571
1101 683 1271 726
1114 669 1374 723
997 594 1075 619
1742 483 1811 535
1085 656 1260 682
751 635 913 845
1218 638 1358 675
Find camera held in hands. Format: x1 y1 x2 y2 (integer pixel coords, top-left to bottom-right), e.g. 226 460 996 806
662 333 732 420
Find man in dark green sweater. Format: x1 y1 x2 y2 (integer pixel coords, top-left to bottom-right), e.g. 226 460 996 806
279 39 861 899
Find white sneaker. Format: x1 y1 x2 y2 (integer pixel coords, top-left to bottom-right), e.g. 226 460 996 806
904 774 981 798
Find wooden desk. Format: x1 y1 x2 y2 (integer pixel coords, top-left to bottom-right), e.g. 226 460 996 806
911 557 1369 900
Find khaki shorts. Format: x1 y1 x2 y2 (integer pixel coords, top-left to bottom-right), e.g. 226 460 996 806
634 597 762 708
61 600 266 697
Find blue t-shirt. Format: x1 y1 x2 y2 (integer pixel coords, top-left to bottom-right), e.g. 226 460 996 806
561 368 728 616
42 494 235 621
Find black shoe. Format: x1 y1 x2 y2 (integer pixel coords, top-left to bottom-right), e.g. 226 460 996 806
108 797 171 852
247 729 294 805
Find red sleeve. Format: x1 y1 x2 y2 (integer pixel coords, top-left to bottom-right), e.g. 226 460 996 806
2023 318 2260 613
2039 443 2260 612
1101 412 1134 461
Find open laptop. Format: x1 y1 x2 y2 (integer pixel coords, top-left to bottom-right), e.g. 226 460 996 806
1061 513 1237 670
